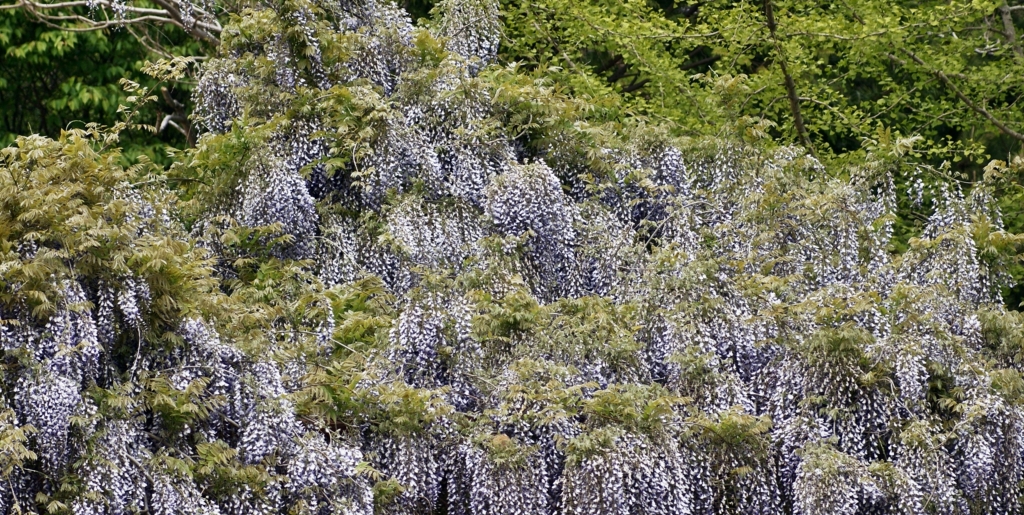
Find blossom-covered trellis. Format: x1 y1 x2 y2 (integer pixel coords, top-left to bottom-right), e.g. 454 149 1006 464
2 0 1024 514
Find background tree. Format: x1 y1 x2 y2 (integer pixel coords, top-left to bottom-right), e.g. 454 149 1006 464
0 6 211 162
444 0 1024 306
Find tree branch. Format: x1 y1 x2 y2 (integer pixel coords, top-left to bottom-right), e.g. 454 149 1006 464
5 0 221 46
764 0 816 156
680 54 721 71
896 48 1024 143
621 77 650 94
160 86 196 146
1000 4 1023 58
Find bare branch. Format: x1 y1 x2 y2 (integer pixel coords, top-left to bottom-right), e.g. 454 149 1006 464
4 0 221 45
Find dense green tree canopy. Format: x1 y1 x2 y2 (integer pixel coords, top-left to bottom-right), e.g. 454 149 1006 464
0 9 205 161
500 0 1024 160
496 0 1024 290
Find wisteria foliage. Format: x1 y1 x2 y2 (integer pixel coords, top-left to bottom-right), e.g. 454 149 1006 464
4 1 1024 514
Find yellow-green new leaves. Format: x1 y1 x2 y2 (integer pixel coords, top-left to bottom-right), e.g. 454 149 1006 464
0 409 36 477
0 130 217 329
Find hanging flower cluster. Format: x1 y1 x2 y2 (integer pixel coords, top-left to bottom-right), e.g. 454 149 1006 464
182 0 1024 512
0 132 372 515
237 149 320 259
484 162 583 300
435 0 501 73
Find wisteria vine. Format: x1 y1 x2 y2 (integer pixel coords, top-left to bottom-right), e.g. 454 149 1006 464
3 0 1024 514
